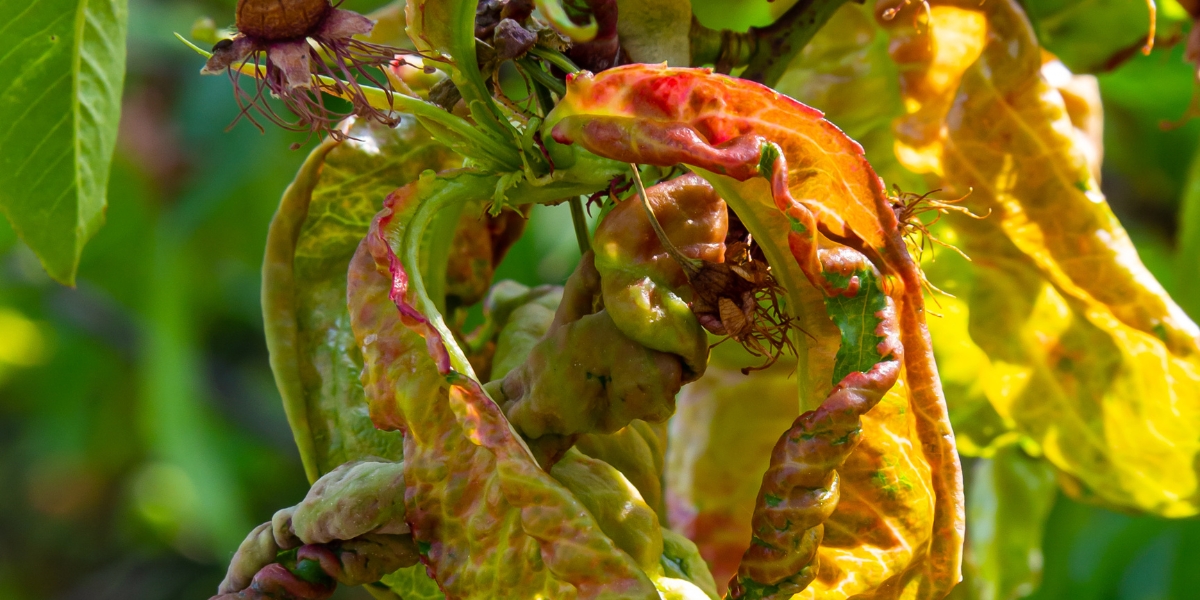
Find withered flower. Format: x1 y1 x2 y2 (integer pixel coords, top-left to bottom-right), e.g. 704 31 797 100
201 0 404 139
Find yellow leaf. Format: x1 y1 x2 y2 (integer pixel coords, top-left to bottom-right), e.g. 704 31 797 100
881 0 1200 516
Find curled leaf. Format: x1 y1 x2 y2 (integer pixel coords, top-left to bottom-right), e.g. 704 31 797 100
592 173 724 374
350 170 711 598
262 116 461 482
215 460 419 600
882 0 1200 516
547 64 964 596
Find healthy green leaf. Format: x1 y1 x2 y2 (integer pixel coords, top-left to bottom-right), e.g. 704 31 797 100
0 0 128 284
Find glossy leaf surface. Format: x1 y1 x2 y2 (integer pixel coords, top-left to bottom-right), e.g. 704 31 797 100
348 170 718 599
263 117 461 483
0 0 128 284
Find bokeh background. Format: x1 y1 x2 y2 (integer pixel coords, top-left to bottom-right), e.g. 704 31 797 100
1 0 1198 598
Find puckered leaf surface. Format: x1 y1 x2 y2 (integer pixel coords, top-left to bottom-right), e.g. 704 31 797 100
881 0 1200 516
348 168 722 599
547 64 964 597
263 117 462 483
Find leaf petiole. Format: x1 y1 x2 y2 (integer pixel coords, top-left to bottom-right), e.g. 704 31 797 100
172 33 522 169
528 47 581 75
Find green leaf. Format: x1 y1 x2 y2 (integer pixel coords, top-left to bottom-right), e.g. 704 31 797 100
823 265 889 384
1021 0 1163 74
0 0 128 285
962 445 1058 600
1176 138 1200 321
263 117 462 483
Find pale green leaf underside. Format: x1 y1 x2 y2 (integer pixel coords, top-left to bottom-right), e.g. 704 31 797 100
0 0 127 285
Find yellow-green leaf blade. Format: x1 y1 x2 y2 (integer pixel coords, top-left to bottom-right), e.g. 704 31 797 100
0 0 127 285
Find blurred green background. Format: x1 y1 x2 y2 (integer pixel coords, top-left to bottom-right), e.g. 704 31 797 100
0 0 1198 598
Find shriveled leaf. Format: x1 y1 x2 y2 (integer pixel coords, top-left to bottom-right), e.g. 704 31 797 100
349 172 684 599
263 117 461 483
546 64 964 596
0 0 128 284
881 0 1200 516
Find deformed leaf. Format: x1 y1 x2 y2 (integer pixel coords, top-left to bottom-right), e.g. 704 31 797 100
546 65 964 596
592 173 724 374
263 117 461 483
668 301 942 600
881 0 1200 516
667 360 802 592
774 1 920 190
0 0 128 284
348 171 714 599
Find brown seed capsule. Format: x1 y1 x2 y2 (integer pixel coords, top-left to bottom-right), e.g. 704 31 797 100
236 0 331 41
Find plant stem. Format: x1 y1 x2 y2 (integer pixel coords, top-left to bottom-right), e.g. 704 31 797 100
569 196 591 253
689 0 850 86
174 33 521 169
529 47 582 74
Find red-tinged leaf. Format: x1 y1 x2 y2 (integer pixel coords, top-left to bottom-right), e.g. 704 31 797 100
547 65 964 597
881 0 1200 517
592 173 726 374
263 117 461 482
546 64 896 260
668 264 941 600
349 171 718 598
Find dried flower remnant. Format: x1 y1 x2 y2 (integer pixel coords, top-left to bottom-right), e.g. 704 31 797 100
627 169 796 373
889 185 983 264
201 0 406 140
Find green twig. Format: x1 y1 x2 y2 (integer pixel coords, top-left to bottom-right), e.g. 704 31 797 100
173 33 522 169
569 196 591 253
529 46 582 74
